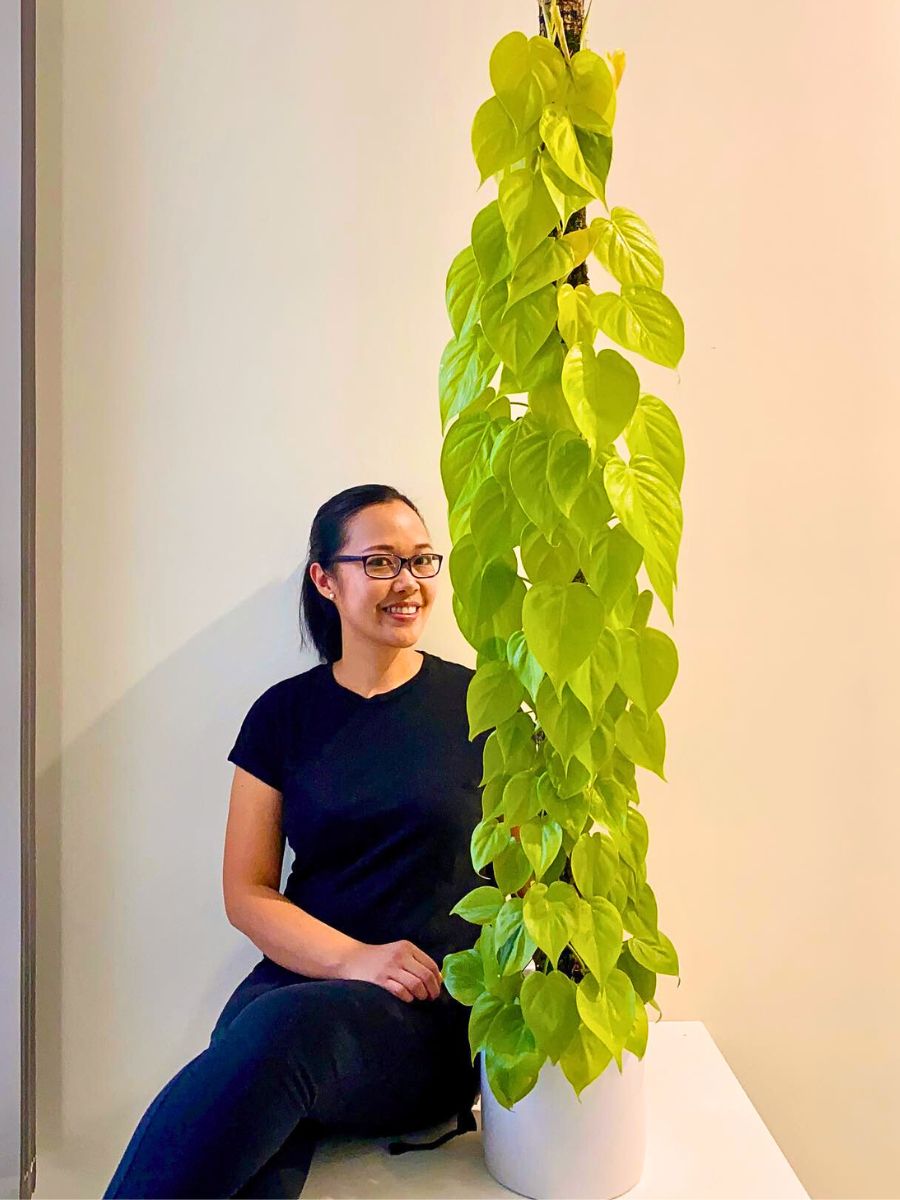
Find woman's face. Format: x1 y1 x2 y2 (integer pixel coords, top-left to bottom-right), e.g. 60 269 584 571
311 500 439 648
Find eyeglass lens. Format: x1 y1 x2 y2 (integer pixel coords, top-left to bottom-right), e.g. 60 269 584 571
365 554 440 578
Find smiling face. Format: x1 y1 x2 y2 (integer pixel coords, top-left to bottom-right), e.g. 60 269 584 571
310 500 439 649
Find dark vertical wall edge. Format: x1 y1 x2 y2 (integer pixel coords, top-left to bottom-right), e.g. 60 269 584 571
19 0 36 1196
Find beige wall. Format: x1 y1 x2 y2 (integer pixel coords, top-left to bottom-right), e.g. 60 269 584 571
35 2 900 1197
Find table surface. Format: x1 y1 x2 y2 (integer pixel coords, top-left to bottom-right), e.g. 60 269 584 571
301 1020 811 1200
34 1019 811 1199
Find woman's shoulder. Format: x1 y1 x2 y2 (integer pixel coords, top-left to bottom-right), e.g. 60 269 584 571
424 651 475 678
242 662 326 713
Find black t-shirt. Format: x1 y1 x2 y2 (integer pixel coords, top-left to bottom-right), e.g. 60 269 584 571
226 649 492 966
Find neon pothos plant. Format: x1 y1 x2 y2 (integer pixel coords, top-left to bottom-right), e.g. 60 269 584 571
438 0 684 1110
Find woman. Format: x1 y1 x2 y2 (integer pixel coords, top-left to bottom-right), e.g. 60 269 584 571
103 483 492 1199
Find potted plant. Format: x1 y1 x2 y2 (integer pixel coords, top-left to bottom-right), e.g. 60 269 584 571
438 2 685 1197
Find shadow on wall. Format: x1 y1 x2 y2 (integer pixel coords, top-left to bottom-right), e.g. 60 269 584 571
36 564 308 1186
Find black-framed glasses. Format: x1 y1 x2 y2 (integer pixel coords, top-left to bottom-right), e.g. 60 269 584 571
328 552 444 579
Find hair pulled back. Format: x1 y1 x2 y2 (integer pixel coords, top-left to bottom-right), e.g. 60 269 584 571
299 484 425 665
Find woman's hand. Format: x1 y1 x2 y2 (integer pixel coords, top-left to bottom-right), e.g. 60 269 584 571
337 940 443 1003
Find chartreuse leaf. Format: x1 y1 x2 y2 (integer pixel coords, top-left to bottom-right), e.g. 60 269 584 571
519 969 580 1063
438 325 499 429
593 284 684 368
576 533 642 635
539 103 607 201
621 806 649 872
539 150 594 227
493 837 532 894
480 778 507 822
546 745 591 799
442 946 484 1006
529 373 577 437
508 424 560 540
564 49 617 132
495 896 538 975
479 921 524 1002
566 619 624 720
575 968 636 1070
469 991 506 1064
558 1020 613 1097
643 552 675 623
506 630 545 702
519 814 563 881
527 35 568 104
561 344 639 458
497 167 560 269
568 462 614 541
623 876 658 938
604 48 627 88
467 657 527 738
471 200 510 288
449 538 520 628
490 709 540 775
626 997 649 1059
469 474 518 561
533 674 592 768
628 928 679 976
614 626 678 715
596 776 631 832
575 128 612 196
513 328 566 391
520 521 580 586
481 279 558 375
472 817 513 872
624 393 685 489
489 31 567 134
503 770 542 826
570 894 623 983
490 32 542 134
522 581 605 692
445 244 484 338
450 885 506 925
546 429 591 518
603 454 682 592
506 226 596 309
483 1005 545 1107
472 95 530 185
439 410 496 514
614 705 666 780
539 774 590 841
557 283 597 348
570 830 617 898
591 208 663 289
522 879 581 969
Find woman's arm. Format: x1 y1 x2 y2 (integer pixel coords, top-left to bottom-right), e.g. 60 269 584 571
222 765 364 978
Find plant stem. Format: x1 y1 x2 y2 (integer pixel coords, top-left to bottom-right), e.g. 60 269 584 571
581 0 594 48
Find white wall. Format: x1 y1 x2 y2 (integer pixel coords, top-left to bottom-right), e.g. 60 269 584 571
35 2 900 1197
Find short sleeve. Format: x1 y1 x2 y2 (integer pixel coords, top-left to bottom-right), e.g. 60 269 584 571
227 685 284 790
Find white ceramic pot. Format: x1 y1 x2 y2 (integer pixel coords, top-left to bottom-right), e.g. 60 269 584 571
479 1043 646 1200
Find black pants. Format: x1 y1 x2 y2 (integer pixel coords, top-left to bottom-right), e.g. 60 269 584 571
102 956 479 1198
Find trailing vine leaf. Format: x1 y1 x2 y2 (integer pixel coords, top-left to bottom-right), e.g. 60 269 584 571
623 393 685 489
445 244 484 337
591 207 664 289
498 167 561 268
593 284 685 367
539 103 608 201
603 454 682 592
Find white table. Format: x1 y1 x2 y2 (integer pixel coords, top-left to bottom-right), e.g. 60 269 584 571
302 1020 810 1199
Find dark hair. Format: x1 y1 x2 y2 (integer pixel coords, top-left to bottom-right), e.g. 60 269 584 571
299 484 427 665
